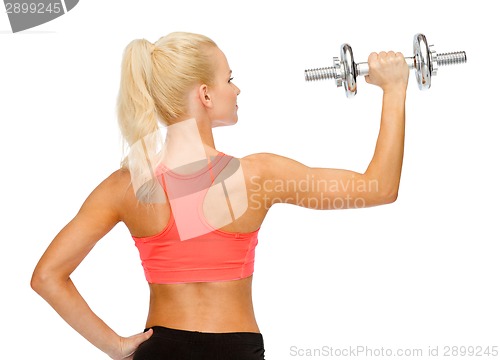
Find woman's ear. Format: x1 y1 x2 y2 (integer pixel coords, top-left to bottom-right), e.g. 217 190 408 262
198 84 213 108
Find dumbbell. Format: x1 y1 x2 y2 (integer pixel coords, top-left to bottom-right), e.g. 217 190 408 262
304 33 467 98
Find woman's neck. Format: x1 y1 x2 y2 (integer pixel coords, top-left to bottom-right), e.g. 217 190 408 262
162 117 218 173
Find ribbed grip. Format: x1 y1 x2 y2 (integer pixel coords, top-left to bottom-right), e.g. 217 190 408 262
437 51 467 66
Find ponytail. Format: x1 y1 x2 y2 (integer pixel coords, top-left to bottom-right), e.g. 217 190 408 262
116 39 159 168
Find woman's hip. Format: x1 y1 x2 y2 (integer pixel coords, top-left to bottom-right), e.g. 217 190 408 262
133 325 265 360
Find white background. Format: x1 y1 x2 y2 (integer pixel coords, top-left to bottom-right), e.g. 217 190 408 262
1 0 499 359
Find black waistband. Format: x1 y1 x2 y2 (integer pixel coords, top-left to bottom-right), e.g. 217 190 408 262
145 325 264 346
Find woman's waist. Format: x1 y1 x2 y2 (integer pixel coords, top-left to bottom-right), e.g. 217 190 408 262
146 305 259 333
146 316 260 334
146 279 258 333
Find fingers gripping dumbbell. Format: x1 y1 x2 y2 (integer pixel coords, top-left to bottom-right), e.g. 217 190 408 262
304 33 467 98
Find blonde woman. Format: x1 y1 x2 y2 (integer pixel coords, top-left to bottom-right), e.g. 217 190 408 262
31 32 409 359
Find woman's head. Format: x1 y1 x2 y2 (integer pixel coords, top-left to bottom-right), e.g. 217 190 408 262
116 32 219 150
201 47 241 128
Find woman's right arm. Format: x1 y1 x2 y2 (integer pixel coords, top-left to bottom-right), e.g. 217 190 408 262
248 51 409 210
30 170 152 359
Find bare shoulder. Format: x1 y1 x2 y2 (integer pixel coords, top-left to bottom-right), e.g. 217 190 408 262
239 153 272 185
240 152 307 179
241 152 283 163
106 167 132 189
80 168 136 221
91 168 133 199
240 152 284 171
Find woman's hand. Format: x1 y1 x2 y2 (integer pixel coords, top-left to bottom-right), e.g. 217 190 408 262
112 329 153 360
365 51 409 94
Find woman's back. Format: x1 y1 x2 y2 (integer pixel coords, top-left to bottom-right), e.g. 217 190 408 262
116 153 268 333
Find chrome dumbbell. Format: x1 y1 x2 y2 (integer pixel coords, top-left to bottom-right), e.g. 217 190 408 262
304 33 467 98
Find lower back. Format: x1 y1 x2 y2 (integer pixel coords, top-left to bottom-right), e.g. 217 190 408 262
145 276 260 333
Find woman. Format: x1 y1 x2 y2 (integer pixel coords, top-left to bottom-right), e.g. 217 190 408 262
31 32 409 359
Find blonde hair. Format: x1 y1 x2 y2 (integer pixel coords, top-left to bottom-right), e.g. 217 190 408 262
116 32 217 168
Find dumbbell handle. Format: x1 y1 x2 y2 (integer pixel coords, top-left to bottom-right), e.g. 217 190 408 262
356 57 415 76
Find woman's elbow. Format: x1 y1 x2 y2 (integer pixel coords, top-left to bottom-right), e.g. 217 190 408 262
364 186 398 206
30 268 47 294
383 192 398 204
378 188 399 205
360 174 400 206
30 267 60 296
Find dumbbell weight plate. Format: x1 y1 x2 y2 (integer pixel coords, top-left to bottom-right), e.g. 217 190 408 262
340 43 357 98
413 33 432 90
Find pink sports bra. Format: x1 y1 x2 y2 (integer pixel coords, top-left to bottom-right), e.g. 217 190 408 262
132 152 259 284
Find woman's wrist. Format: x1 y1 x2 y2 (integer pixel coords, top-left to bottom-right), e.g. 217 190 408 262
382 86 407 98
106 335 125 360
382 81 408 97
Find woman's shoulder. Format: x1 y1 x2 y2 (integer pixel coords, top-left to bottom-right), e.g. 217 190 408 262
98 167 133 192
237 153 270 179
239 152 298 177
85 168 135 210
239 152 279 169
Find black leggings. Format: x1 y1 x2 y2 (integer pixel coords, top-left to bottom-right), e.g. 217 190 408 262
133 326 265 360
